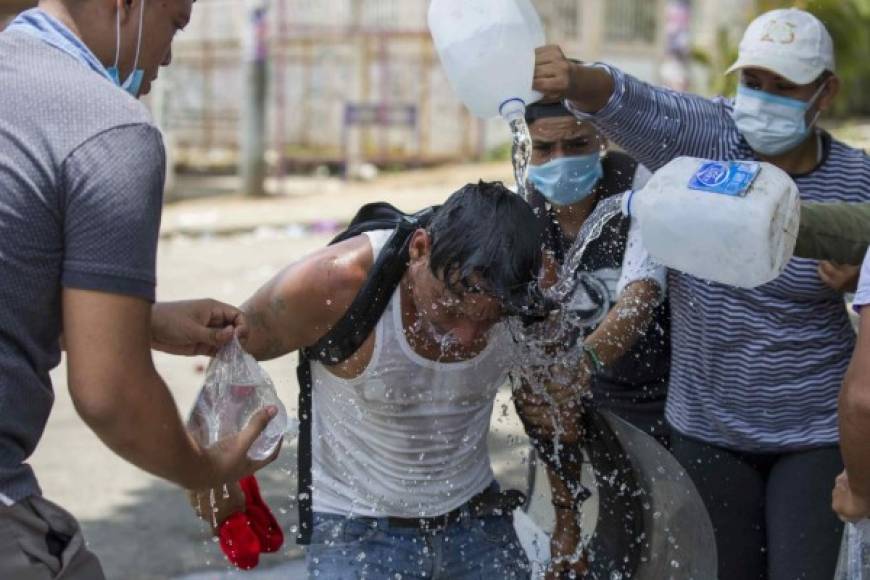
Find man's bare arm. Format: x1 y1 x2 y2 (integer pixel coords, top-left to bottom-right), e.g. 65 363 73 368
839 312 870 498
241 236 372 361
584 279 661 366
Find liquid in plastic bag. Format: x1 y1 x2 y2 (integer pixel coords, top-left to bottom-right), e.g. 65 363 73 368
187 336 290 461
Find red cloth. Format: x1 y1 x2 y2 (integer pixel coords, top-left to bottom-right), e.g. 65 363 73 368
241 475 284 553
218 512 260 570
217 475 284 569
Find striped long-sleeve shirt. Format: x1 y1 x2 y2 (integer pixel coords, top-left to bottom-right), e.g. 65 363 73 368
568 65 870 451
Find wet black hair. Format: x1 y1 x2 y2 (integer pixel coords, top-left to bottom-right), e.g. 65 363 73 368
426 181 545 314
524 101 573 124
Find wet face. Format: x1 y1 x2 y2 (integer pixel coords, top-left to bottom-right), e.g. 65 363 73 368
739 67 838 125
406 231 505 350
119 0 193 96
530 117 605 166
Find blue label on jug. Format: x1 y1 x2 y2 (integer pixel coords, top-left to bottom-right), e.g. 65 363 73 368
688 161 761 197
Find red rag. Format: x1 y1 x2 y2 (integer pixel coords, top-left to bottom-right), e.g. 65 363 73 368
240 475 285 553
218 511 261 570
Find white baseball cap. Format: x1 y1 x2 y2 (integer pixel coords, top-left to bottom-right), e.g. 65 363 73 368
726 8 835 85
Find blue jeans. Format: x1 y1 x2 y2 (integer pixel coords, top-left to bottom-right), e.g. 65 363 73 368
305 509 530 579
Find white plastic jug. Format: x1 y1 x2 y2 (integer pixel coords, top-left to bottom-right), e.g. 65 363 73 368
428 0 544 121
623 157 800 288
835 520 870 580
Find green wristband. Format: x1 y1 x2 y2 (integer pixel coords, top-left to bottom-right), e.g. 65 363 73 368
582 344 603 374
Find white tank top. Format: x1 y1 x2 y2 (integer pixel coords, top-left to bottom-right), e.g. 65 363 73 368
310 230 513 518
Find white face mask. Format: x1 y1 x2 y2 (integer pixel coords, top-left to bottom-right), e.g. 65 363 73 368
731 81 828 156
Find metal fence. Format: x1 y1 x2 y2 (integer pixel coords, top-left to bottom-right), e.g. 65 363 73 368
159 0 663 171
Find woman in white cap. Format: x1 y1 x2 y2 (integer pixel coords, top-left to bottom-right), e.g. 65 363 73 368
531 8 870 579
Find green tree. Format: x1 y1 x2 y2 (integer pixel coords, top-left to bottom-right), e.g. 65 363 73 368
693 0 870 117
690 26 741 98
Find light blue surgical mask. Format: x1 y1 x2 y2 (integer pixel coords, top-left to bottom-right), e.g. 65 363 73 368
732 82 827 156
106 0 147 97
528 154 604 206
9 3 148 97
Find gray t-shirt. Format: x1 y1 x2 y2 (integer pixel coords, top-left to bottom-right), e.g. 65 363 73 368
0 30 164 503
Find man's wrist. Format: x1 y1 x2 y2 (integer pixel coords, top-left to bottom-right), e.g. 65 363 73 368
150 302 168 343
566 61 586 103
582 344 604 375
851 484 870 505
565 62 615 114
178 436 216 490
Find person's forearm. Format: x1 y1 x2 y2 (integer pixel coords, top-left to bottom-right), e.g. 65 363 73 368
585 281 659 366
547 463 576 506
565 63 615 114
839 371 870 498
839 312 870 498
242 299 290 361
795 202 870 265
72 369 212 490
568 66 734 173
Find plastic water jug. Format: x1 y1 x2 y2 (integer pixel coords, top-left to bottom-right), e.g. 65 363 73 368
835 520 870 580
622 157 800 288
428 0 544 121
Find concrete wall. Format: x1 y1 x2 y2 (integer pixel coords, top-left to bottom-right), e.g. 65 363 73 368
1 0 752 169
162 0 685 169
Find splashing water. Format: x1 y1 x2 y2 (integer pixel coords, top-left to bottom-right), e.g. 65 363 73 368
508 194 627 466
208 487 219 529
509 115 533 199
550 195 624 312
407 311 462 360
510 195 625 368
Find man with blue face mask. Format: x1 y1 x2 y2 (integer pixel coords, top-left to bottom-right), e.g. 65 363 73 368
523 102 670 445
517 102 670 577
0 1 280 578
531 7 870 580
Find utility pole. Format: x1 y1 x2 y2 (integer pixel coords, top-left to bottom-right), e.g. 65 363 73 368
241 0 268 197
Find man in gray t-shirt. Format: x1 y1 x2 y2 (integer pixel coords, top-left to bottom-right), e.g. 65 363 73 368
0 1 277 577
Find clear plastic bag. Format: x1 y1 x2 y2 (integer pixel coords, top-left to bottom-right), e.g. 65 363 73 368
187 336 293 460
835 520 870 580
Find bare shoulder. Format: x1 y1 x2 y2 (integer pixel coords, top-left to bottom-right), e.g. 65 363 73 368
267 234 375 345
304 234 373 312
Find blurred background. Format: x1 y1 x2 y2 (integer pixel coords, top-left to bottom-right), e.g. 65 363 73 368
1 1 869 578
3 0 868 195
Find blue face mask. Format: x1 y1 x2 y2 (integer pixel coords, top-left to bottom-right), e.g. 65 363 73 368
528 154 603 206
732 83 827 156
106 0 147 97
9 3 147 98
